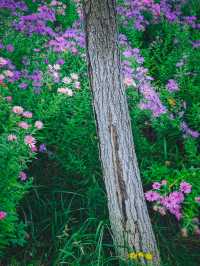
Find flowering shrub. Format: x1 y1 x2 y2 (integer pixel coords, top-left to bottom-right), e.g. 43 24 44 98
0 87 44 253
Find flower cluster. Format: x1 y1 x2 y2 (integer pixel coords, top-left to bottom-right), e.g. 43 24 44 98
48 26 85 54
49 0 67 16
128 251 153 261
145 179 200 229
120 34 167 117
117 0 200 32
57 72 80 96
10 105 43 152
0 0 27 14
14 5 56 36
117 0 161 31
0 56 21 84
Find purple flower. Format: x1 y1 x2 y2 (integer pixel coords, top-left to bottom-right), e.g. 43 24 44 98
181 122 199 138
123 49 132 58
6 44 14 52
19 171 28 181
0 42 4 49
152 182 161 190
166 79 179 92
145 191 160 202
19 82 28 89
56 58 65 65
180 182 192 194
192 40 200 48
39 144 47 153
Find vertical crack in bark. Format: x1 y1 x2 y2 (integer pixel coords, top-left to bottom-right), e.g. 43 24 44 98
109 111 128 227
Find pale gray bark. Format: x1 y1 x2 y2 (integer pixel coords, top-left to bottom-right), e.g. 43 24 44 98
83 0 160 265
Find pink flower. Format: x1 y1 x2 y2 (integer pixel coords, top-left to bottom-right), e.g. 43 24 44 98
50 0 59 6
35 121 43 130
70 73 79 80
18 121 29 129
152 182 161 190
175 212 182 221
0 74 5 81
161 180 167 185
31 145 37 152
22 111 33 118
7 134 17 141
169 191 184 204
161 196 176 209
19 171 27 181
58 87 73 96
158 206 166 216
0 57 8 67
124 77 136 87
195 197 200 203
0 211 7 220
180 181 192 194
145 191 160 202
62 77 71 84
3 70 14 78
58 87 67 94
24 135 36 146
5 96 12 102
12 106 24 115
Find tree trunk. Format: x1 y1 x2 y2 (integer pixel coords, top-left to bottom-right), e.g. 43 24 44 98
83 0 160 265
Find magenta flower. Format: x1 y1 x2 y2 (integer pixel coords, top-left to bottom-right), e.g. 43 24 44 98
180 182 192 194
6 44 14 52
18 121 30 129
19 171 27 181
145 191 160 202
161 196 176 209
169 191 184 204
0 211 7 220
152 182 161 190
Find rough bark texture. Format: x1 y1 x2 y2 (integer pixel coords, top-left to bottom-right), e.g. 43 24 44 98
83 0 160 265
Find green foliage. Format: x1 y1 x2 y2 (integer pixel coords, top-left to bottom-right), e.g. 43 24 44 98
0 96 34 255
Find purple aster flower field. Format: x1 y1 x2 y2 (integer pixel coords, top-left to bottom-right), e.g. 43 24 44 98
0 0 200 265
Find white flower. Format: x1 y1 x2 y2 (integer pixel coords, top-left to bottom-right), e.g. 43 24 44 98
53 64 61 71
62 77 71 84
70 73 79 80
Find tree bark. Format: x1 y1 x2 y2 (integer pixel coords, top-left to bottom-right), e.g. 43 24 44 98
83 0 160 265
